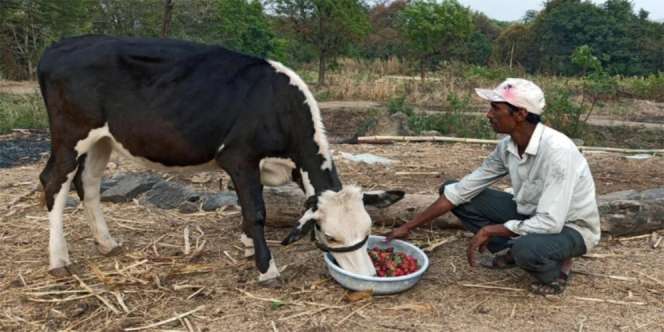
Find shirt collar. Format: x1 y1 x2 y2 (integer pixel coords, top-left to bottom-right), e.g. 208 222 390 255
507 122 545 157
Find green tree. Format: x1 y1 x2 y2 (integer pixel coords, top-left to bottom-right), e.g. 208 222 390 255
215 0 278 58
269 0 370 85
0 0 92 79
398 0 473 80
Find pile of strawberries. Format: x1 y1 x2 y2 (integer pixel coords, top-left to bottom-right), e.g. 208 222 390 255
369 246 419 277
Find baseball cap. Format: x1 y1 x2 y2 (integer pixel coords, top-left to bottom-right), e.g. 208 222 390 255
475 78 546 115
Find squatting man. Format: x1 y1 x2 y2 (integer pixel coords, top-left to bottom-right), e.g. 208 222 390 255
386 78 600 295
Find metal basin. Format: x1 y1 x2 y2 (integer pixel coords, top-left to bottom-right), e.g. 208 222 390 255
323 235 429 295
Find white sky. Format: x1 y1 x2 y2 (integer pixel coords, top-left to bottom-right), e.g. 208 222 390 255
456 0 664 22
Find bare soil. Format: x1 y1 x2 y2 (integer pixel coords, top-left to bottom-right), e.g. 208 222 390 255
1 131 663 331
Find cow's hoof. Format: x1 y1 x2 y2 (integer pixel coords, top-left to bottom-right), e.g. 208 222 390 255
258 277 283 289
48 266 72 278
98 244 123 257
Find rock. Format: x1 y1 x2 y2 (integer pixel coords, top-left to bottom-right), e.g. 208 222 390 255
364 112 412 136
142 181 197 210
339 152 395 165
572 138 584 146
101 173 162 203
178 200 200 214
623 154 653 160
65 196 79 209
598 190 640 203
200 192 238 211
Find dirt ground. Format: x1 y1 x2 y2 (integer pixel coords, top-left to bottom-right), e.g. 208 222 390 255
1 133 664 331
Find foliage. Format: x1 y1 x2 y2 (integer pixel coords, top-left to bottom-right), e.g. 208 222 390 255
268 0 370 85
398 0 473 80
0 93 48 134
621 73 664 101
387 95 414 116
408 92 493 138
214 0 279 58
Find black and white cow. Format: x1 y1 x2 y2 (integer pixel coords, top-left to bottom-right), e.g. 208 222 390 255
37 36 403 284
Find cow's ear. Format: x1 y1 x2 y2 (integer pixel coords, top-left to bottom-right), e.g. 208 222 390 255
363 190 405 208
281 211 317 245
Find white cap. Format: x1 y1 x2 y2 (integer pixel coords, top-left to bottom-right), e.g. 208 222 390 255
475 78 546 115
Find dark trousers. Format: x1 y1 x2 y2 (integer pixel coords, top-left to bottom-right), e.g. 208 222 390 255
442 180 587 284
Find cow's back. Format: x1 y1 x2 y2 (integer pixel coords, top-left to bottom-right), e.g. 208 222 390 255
38 36 297 167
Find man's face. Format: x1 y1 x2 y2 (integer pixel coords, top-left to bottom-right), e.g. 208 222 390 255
486 102 518 134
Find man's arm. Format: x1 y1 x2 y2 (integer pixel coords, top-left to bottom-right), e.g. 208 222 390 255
385 195 455 240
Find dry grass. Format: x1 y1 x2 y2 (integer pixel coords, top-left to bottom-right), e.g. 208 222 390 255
1 141 664 331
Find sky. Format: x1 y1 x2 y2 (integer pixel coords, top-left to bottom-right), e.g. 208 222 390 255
456 0 664 22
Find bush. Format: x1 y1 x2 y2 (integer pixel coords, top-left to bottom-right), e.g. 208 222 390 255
407 92 493 138
387 95 414 116
543 87 586 139
622 73 664 101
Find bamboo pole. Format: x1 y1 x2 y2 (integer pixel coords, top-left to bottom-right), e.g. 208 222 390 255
357 135 664 154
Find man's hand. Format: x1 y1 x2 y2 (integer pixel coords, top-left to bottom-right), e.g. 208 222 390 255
467 228 491 267
467 224 517 267
384 225 410 242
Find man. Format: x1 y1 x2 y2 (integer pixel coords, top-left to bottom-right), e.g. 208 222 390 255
386 78 600 295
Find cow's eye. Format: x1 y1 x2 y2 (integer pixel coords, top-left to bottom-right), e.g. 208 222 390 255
324 234 337 243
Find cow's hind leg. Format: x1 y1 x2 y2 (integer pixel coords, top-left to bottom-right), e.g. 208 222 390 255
40 149 79 277
74 139 120 255
218 154 281 286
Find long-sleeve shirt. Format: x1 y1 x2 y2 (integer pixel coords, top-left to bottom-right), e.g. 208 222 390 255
444 123 601 251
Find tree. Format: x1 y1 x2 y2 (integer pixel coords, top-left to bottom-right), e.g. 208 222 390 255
398 0 473 80
269 0 370 85
361 0 409 59
215 0 278 58
0 0 92 79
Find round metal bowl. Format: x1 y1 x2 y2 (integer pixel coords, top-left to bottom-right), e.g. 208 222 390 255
323 235 429 295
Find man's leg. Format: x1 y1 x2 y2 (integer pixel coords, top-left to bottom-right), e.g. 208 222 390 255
441 180 528 253
510 227 587 293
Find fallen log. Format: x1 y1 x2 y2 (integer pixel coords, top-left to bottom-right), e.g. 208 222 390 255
263 185 664 236
263 184 462 229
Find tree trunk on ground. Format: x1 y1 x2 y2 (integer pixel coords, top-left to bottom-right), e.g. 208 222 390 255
161 0 174 38
263 184 461 229
262 185 664 236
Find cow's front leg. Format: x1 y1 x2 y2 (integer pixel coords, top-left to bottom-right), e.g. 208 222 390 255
219 157 281 286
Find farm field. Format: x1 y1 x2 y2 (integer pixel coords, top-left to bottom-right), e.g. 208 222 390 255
1 127 663 331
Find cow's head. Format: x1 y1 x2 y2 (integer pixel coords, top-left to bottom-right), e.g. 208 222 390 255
282 186 404 276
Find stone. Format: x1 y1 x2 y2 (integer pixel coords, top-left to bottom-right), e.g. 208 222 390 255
142 181 196 210
200 192 238 211
101 172 162 203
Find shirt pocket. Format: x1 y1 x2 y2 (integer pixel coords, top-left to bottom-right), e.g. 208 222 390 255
517 178 543 205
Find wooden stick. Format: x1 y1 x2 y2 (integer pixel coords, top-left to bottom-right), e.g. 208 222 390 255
509 304 516 319
271 320 278 332
123 306 205 331
183 225 191 255
572 296 645 306
460 283 524 292
635 271 664 287
357 135 664 154
72 274 121 314
395 171 440 176
618 234 651 242
112 292 130 313
335 302 371 327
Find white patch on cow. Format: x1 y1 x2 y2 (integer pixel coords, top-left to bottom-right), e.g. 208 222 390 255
49 170 77 271
267 60 332 170
75 123 218 173
81 139 119 254
259 157 295 187
217 144 225 154
258 258 280 282
299 169 315 197
316 185 375 276
240 233 254 258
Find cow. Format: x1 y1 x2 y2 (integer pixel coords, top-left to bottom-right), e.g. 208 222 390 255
37 35 403 285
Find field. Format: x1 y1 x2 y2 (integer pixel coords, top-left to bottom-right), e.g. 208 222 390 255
1 73 663 331
1 126 663 331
